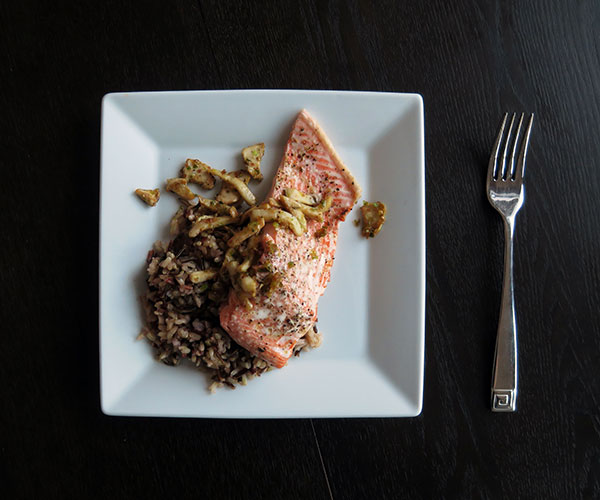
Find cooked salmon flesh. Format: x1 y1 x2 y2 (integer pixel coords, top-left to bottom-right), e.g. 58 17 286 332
220 110 361 367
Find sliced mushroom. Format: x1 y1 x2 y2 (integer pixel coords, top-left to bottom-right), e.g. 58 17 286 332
196 194 238 217
239 275 258 295
280 195 333 221
284 187 319 206
289 208 307 233
222 248 240 275
267 197 281 208
360 201 387 238
170 206 185 235
237 258 252 274
135 188 160 206
188 215 236 238
241 143 265 180
182 159 216 189
216 170 251 205
227 218 265 247
166 178 196 200
208 168 256 206
189 269 218 283
248 207 303 236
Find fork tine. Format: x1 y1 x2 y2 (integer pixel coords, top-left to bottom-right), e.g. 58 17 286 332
488 113 508 181
508 113 525 180
499 113 516 180
514 114 535 181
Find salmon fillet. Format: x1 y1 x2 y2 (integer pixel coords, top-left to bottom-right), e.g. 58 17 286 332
220 110 361 368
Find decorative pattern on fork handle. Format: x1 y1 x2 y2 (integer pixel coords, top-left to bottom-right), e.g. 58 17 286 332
492 389 515 412
486 113 534 413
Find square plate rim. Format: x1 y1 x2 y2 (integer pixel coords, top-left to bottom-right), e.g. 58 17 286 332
99 89 425 418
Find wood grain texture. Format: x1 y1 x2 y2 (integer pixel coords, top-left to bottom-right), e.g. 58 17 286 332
1 0 599 498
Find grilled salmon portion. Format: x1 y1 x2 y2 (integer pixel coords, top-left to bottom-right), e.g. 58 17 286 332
220 110 361 367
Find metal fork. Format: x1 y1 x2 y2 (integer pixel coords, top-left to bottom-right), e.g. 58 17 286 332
487 112 534 412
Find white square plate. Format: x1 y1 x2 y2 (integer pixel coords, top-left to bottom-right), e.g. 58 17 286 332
100 90 425 418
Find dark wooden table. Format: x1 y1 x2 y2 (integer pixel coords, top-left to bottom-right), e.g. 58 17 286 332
2 1 599 498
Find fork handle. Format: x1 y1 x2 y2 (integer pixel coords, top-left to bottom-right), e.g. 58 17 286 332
491 217 518 412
